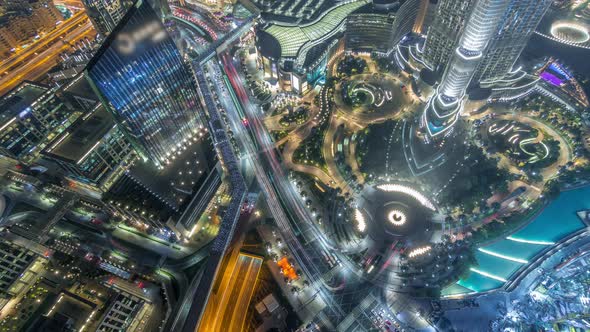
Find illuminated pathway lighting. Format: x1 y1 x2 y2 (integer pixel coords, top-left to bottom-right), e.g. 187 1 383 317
355 209 366 232
387 210 407 226
377 184 436 211
550 21 590 44
470 268 507 283
478 248 528 264
408 246 431 258
506 236 554 245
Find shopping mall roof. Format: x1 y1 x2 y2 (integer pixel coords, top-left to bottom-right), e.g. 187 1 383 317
256 29 282 59
264 0 369 58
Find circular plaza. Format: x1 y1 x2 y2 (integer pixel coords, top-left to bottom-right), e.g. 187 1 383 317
356 184 437 247
350 183 441 283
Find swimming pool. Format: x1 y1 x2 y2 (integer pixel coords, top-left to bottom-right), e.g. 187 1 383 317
443 186 590 296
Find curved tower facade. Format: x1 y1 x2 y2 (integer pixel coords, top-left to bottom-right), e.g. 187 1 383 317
390 0 422 46
422 0 474 73
422 0 552 137
473 0 552 83
423 0 510 137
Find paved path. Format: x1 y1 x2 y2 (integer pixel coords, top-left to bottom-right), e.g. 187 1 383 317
468 105 573 181
322 115 353 194
265 104 319 132
281 122 335 186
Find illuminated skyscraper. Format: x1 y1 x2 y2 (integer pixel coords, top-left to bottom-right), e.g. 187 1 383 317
390 0 423 46
423 0 511 137
42 105 136 194
412 0 431 35
424 0 551 82
86 0 204 167
0 81 83 162
422 0 551 137
473 0 552 83
81 0 128 36
422 0 474 72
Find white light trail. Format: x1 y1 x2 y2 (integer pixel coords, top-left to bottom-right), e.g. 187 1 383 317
77 140 101 164
478 248 528 264
355 209 366 232
47 132 70 152
0 117 16 132
387 210 407 226
550 21 590 44
377 184 436 210
470 268 508 282
408 245 431 258
506 236 554 245
508 134 519 144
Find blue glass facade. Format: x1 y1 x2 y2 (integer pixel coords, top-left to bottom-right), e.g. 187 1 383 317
86 0 204 167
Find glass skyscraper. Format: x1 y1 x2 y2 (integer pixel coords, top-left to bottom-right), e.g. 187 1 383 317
85 0 204 167
422 0 474 73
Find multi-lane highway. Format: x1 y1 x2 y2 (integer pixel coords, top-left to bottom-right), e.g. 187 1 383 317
170 57 247 332
173 15 375 331
0 10 94 94
0 10 89 73
215 51 364 328
197 252 262 332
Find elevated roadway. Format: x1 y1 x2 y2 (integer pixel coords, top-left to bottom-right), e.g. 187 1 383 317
171 65 247 332
0 10 89 73
197 252 262 332
175 13 379 331
0 19 94 94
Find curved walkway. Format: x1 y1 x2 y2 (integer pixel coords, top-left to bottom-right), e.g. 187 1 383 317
333 74 413 125
279 55 421 197
322 115 353 194
469 106 573 181
282 122 335 186
265 104 319 132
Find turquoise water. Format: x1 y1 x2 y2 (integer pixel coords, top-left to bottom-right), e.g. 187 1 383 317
474 251 522 277
484 239 547 260
512 187 590 242
457 271 504 293
445 186 590 295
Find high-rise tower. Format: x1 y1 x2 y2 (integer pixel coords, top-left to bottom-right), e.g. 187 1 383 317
412 0 433 35
423 0 551 82
85 0 204 167
473 0 552 83
423 0 511 137
422 0 474 73
422 0 551 137
82 0 128 36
